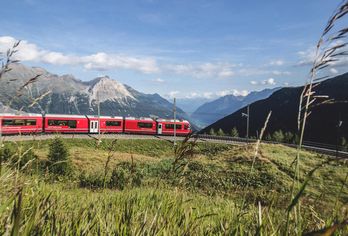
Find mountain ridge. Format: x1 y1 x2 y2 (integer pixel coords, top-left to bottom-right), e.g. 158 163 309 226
0 63 191 123
200 73 348 144
191 87 280 128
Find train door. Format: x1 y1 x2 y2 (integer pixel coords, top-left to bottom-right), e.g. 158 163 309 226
90 120 99 133
157 123 162 135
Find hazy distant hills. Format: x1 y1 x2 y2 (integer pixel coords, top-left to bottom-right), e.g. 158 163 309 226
176 97 213 115
0 64 190 122
201 73 348 144
191 88 280 128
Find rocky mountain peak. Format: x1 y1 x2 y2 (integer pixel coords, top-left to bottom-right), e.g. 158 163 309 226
87 76 136 103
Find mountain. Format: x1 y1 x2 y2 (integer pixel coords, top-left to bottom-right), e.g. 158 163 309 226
175 97 213 114
0 63 190 122
201 73 348 145
191 88 280 128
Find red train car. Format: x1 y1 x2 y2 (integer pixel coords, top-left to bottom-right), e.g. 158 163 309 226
44 114 89 133
156 119 191 136
124 117 157 135
87 115 124 133
0 113 43 135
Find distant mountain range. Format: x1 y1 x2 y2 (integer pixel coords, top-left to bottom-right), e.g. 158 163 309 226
191 88 280 128
0 63 190 122
176 97 213 115
201 73 348 145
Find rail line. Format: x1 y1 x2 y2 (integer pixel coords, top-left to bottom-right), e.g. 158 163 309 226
1 133 348 159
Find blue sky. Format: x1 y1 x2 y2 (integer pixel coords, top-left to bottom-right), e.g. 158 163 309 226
0 0 345 99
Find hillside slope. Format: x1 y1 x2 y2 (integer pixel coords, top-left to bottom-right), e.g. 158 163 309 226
201 73 348 144
191 88 280 127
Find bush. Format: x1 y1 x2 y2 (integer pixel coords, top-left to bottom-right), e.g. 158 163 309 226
272 130 284 143
284 132 294 143
79 171 104 189
79 162 143 190
230 127 239 137
47 137 71 176
209 128 216 135
109 162 143 189
0 145 14 163
217 128 225 136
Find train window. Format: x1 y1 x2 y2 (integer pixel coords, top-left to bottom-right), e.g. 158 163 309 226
165 124 182 129
106 121 121 126
13 119 25 126
2 119 36 126
48 119 76 128
138 122 153 128
2 119 14 126
184 124 188 130
68 120 77 128
26 120 37 126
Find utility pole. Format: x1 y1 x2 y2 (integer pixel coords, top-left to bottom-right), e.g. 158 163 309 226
97 91 101 142
0 117 2 148
173 97 176 147
242 105 250 142
336 116 342 159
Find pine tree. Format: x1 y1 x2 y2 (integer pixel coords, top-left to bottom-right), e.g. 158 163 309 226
217 128 225 136
272 130 285 143
230 127 239 137
284 131 294 143
265 133 272 141
47 137 71 175
209 128 216 136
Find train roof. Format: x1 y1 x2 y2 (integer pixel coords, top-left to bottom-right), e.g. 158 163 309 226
156 118 190 123
125 117 154 121
44 114 87 118
0 113 42 117
86 115 123 119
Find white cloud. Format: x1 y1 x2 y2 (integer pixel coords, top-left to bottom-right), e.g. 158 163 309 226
167 91 180 98
251 78 277 86
297 47 316 66
0 36 159 74
166 62 239 79
152 78 165 83
272 70 291 76
330 68 338 74
262 78 276 85
297 43 348 68
284 82 289 86
214 89 249 97
269 60 284 66
185 92 199 99
202 92 214 99
178 89 250 100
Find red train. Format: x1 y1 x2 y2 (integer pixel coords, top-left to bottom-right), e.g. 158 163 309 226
0 113 192 136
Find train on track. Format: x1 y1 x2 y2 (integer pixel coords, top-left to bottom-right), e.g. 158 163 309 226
0 113 192 136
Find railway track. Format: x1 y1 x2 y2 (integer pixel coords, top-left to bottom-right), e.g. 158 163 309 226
1 133 348 159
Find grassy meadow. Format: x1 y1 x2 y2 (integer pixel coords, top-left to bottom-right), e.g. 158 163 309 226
0 137 348 235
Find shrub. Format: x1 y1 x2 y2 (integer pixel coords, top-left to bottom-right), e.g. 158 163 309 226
272 130 284 143
284 131 294 143
217 128 225 136
0 145 14 162
209 128 216 135
264 133 272 141
79 171 105 189
110 167 127 190
47 137 71 176
230 127 239 137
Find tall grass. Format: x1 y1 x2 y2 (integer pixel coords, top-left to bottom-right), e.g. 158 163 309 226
286 1 348 234
1 2 348 235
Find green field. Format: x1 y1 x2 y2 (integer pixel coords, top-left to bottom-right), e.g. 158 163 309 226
1 138 347 235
